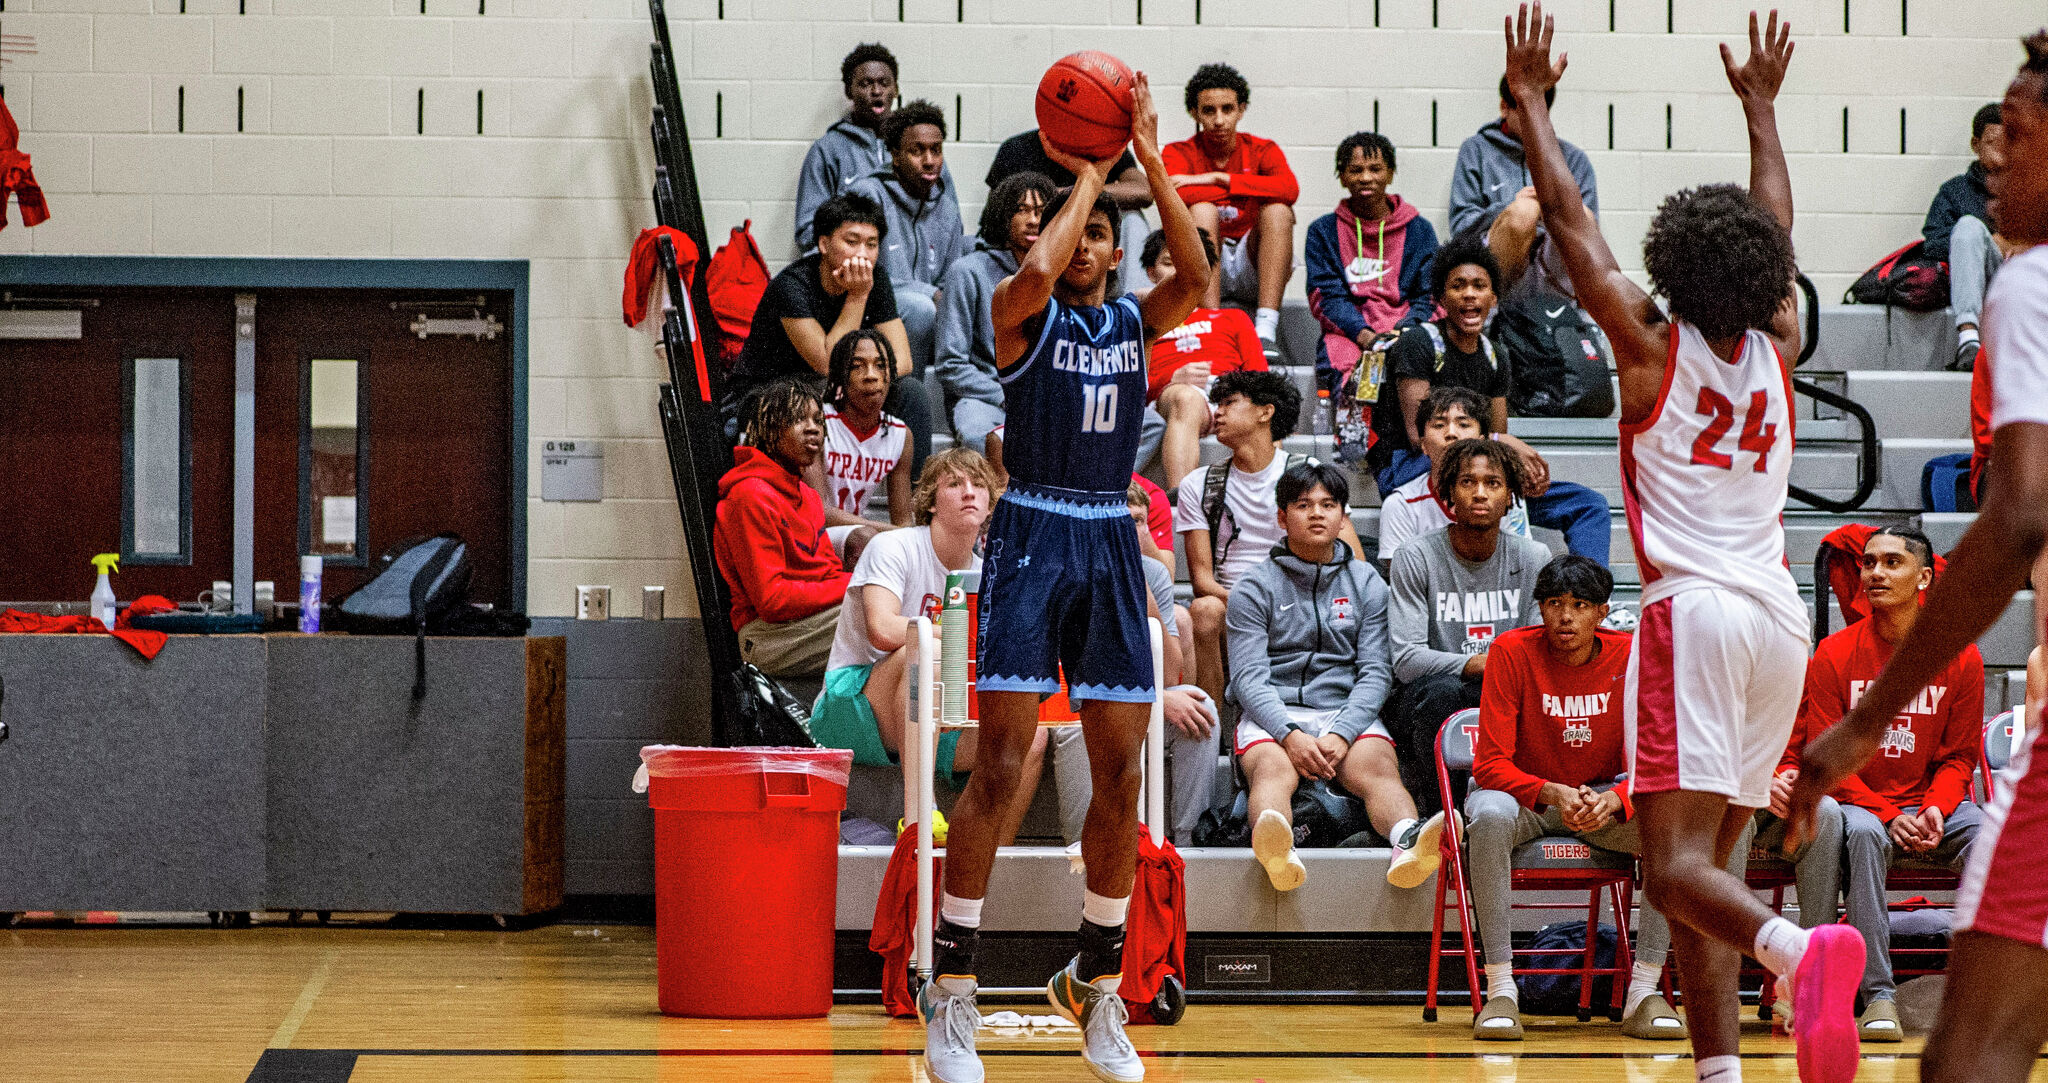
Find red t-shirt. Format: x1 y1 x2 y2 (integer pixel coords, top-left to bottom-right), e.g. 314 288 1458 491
1145 307 1267 402
1160 132 1299 241
1474 625 1634 813
1783 617 1985 821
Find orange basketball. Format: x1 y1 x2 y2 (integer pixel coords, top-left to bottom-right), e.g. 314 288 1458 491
1035 51 1136 162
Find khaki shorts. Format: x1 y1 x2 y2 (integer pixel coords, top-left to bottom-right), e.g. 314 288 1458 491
738 603 841 678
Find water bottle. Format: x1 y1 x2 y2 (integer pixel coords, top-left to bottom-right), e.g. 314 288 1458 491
298 555 323 633
1312 389 1334 436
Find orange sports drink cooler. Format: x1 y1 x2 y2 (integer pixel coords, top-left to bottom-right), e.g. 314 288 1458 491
637 745 853 1018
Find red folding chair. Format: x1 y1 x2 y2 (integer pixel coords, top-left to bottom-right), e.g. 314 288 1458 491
1425 708 1635 1024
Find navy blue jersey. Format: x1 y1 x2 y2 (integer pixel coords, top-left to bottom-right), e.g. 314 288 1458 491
997 292 1147 496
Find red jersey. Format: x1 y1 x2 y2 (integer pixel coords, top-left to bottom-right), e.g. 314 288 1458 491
1474 625 1634 812
1783 617 1984 821
1145 307 1266 402
1160 132 1298 241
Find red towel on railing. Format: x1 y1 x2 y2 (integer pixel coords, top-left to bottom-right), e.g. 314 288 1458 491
622 225 713 402
1120 828 1187 1023
0 97 49 230
0 595 175 659
869 825 942 1018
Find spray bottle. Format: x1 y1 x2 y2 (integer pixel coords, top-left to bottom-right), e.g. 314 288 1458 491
90 553 120 630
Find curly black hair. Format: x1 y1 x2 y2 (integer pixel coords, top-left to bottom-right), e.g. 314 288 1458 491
825 329 895 407
741 376 824 451
2025 30 2048 98
1535 554 1613 605
1140 225 1218 271
1641 183 1796 341
979 170 1057 247
1431 237 1502 300
1184 62 1250 112
1209 369 1300 442
1335 131 1396 175
1435 437 1525 502
882 98 946 151
840 42 898 91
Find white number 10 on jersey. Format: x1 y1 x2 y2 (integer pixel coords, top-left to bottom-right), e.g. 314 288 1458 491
1081 383 1118 433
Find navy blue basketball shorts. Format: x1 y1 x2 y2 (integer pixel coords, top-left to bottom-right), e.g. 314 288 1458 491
977 482 1156 705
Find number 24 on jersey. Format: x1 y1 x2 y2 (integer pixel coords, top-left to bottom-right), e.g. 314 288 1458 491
1691 388 1778 472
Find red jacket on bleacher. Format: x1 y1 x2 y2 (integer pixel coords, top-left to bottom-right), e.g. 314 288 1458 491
713 445 848 632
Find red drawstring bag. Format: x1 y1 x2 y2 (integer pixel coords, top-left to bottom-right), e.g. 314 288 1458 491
705 220 770 366
1119 828 1187 1024
869 824 941 1019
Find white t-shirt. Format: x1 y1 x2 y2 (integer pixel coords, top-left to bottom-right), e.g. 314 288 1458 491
1378 472 1532 561
825 527 980 671
821 404 908 517
1174 453 1290 591
1988 245 2048 431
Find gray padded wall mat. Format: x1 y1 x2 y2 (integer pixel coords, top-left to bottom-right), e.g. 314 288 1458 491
0 635 268 911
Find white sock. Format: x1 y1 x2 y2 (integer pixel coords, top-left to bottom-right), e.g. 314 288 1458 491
1389 817 1417 847
1486 961 1517 1003
1959 326 1981 347
1752 916 1809 979
1254 307 1280 340
940 893 983 929
1624 960 1661 1016
1696 1054 1741 1083
1081 890 1129 928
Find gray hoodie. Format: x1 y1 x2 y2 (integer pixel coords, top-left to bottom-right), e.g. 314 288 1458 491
848 168 971 298
1388 527 1548 683
931 242 1018 409
1224 540 1393 744
1448 119 1600 240
793 119 959 253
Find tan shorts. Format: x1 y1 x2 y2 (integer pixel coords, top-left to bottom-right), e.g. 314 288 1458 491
738 603 842 678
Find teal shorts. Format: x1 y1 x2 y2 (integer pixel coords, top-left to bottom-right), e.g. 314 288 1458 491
811 664 963 780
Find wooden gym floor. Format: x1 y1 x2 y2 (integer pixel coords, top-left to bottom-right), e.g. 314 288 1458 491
2 923 2035 1083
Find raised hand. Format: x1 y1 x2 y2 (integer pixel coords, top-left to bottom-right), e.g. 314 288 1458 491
1130 71 1161 161
1503 2 1568 107
1041 139 1106 185
1721 9 1794 104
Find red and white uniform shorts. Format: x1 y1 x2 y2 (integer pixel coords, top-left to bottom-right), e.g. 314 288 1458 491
1957 720 2048 946
1237 706 1394 757
1625 586 1806 809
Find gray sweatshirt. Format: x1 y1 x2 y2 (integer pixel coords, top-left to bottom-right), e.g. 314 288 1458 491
1388 527 1549 684
1448 120 1600 240
931 243 1018 409
1225 541 1392 744
848 168 971 298
793 118 958 253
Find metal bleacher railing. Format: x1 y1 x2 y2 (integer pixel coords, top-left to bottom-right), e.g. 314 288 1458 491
1788 274 1879 516
646 0 744 744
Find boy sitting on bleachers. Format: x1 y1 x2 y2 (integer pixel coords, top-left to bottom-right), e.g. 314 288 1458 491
811 330 912 536
1378 386 1533 565
1226 461 1443 892
1143 227 1268 490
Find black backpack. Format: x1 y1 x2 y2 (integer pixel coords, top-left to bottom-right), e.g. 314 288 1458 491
332 534 473 699
1846 240 1950 311
1492 288 1616 419
1199 452 1308 567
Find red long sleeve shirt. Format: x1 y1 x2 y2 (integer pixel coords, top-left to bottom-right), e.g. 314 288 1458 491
1474 625 1634 813
1160 132 1298 241
713 446 850 631
1782 618 1984 822
1145 306 1267 402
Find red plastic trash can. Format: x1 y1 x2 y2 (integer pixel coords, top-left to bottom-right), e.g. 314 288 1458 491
638 745 853 1018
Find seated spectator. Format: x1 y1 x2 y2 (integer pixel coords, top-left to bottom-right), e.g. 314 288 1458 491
1163 63 1300 359
1468 556 1735 1041
1924 103 2008 371
810 330 912 535
1450 76 1599 302
1306 131 1440 389
1144 227 1268 489
811 448 1049 844
1786 526 1985 1041
714 379 872 678
850 99 970 379
1131 472 1174 554
1176 370 1364 708
1228 461 1445 892
986 129 1152 296
934 171 1055 462
1387 439 1548 814
1380 386 1534 563
794 43 954 253
724 193 931 477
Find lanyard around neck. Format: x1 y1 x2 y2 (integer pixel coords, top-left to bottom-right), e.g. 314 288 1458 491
1352 212 1386 266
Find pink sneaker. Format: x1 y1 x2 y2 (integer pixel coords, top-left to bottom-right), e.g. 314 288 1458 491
1791 924 1865 1083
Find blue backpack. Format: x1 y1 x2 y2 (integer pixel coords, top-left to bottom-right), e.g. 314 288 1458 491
1517 920 1619 1015
1921 452 1976 513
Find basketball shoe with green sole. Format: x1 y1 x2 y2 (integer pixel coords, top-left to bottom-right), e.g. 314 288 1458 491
1047 957 1144 1082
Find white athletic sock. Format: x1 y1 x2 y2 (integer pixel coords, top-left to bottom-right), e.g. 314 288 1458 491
1081 890 1129 928
1486 962 1517 1003
1389 817 1417 847
1753 917 1809 979
1624 960 1672 1021
1254 307 1280 340
1959 326 1981 347
1696 1053 1742 1083
940 893 984 929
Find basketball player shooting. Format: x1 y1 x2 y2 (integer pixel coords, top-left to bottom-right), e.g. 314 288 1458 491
1504 7 1863 1082
1787 32 2048 1083
916 71 1209 1083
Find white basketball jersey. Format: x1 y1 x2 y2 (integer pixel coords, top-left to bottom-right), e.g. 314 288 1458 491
1618 321 1805 635
821 405 907 515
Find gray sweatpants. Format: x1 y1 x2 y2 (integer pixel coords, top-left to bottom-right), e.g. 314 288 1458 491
1950 215 2004 330
1465 788 1738 969
1050 719 1222 848
1748 800 1847 929
1842 800 1983 1001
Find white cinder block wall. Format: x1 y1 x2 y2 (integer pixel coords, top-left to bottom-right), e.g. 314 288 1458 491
2 0 2037 615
